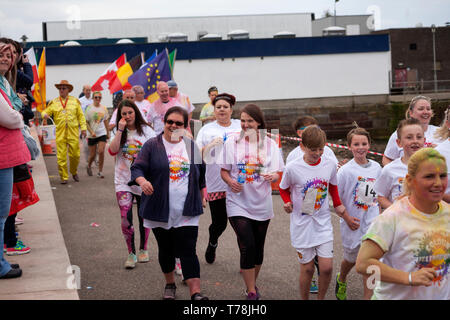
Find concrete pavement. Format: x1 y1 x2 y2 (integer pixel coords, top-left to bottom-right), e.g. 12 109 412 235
0 126 79 300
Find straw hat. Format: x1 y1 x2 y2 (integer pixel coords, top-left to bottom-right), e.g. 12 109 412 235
54 80 74 92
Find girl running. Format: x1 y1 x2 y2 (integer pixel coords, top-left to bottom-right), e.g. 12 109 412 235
220 104 284 300
108 99 155 269
356 148 449 300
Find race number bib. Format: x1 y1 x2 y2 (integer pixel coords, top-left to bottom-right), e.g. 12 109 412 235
355 178 377 208
302 188 318 215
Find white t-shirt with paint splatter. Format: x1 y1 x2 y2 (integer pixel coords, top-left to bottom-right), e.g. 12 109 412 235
195 119 241 193
337 159 382 250
279 156 338 249
373 157 407 203
220 134 285 221
113 126 156 195
363 197 450 300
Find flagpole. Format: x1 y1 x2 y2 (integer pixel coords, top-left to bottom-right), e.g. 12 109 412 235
334 0 337 26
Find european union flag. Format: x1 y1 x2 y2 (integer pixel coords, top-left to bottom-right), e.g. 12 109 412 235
128 49 172 102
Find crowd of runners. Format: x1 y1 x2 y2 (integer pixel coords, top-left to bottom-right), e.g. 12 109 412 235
1 37 449 300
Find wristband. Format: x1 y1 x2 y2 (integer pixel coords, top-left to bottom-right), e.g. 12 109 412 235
408 272 412 286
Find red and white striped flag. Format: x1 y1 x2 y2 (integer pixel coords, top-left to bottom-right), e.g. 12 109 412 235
24 47 39 85
24 47 39 111
91 53 126 92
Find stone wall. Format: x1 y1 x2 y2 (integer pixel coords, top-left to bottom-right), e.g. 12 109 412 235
192 93 450 141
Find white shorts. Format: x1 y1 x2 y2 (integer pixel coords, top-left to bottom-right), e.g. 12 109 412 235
343 246 360 263
295 241 333 264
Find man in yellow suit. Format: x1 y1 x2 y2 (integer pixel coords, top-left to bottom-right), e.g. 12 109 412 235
42 80 87 184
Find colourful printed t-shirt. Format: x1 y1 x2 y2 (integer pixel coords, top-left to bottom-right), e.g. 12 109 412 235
373 157 407 203
146 97 186 135
144 136 199 230
114 126 156 195
84 104 108 138
436 139 450 194
384 125 441 160
195 119 241 193
199 102 215 123
286 145 338 165
220 135 285 221
279 156 338 249
337 159 382 250
135 99 152 120
363 197 450 300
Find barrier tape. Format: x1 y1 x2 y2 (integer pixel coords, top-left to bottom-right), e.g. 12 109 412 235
267 132 384 157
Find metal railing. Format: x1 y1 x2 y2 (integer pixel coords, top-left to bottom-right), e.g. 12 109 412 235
390 79 450 95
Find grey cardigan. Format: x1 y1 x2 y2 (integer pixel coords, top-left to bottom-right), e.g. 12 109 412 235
130 133 206 223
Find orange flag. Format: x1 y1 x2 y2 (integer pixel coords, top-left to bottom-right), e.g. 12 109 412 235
34 48 46 113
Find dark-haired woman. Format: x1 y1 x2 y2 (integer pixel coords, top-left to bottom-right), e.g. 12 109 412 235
220 104 285 300
108 100 155 269
196 93 241 264
131 106 208 300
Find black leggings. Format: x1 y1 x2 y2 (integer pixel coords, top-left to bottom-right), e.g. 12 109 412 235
3 213 17 248
152 226 200 281
229 216 270 270
208 198 228 245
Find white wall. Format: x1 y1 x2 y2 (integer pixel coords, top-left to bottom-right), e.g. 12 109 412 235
45 51 391 107
45 13 312 41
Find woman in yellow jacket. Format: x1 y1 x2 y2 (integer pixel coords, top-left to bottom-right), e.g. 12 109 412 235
42 80 87 184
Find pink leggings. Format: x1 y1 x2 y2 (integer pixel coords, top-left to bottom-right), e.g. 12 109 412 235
116 191 150 254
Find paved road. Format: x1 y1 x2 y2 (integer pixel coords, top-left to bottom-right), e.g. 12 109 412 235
44 142 365 300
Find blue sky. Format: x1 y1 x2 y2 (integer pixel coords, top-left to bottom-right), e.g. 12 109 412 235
1 0 449 41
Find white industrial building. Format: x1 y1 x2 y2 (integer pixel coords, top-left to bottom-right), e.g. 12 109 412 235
43 13 313 42
40 34 391 106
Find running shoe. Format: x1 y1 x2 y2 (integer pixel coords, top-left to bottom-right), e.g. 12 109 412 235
335 272 347 300
205 242 217 264
191 292 209 300
6 240 31 256
125 253 137 269
97 172 104 179
310 275 319 294
137 249 149 263
86 166 93 176
175 258 183 276
246 292 259 300
244 287 261 300
163 283 177 300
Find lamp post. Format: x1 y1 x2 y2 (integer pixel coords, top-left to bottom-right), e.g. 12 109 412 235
431 24 437 92
334 0 338 26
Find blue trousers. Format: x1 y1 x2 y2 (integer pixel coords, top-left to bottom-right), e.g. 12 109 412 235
0 167 13 277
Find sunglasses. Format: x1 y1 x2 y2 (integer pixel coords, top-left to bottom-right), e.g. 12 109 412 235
58 87 69 90
166 119 184 126
94 96 102 99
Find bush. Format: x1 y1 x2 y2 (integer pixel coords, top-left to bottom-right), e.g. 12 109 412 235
389 102 408 132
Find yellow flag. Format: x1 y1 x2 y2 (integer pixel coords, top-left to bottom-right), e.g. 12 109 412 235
34 48 46 113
